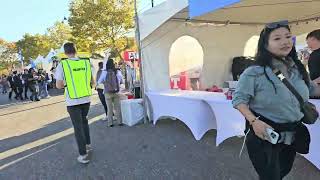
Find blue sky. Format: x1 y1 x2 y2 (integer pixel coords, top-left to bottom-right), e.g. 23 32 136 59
0 0 166 42
0 0 71 42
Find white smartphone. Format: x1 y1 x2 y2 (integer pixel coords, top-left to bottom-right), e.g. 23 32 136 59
265 128 279 144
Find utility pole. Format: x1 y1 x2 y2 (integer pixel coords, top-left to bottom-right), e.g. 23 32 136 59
134 0 148 124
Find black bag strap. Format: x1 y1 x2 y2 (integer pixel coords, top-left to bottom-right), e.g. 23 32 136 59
273 69 305 107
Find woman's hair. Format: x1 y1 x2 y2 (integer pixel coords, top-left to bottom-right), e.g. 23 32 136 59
255 24 310 92
106 58 115 70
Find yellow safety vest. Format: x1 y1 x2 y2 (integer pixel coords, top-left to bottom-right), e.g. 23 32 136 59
61 59 92 99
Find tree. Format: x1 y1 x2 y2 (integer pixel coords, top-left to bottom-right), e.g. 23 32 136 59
69 0 135 59
46 21 73 49
0 40 19 71
16 33 51 63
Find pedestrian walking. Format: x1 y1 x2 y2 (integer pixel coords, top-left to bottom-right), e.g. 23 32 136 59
96 62 108 120
98 58 124 127
55 42 95 164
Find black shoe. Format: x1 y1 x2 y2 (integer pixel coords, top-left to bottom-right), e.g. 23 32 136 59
118 123 124 126
35 99 40 101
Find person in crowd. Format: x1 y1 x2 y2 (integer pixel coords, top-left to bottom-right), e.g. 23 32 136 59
55 42 95 164
232 20 320 180
40 70 50 98
50 74 56 89
12 71 24 100
96 62 108 120
98 58 123 127
0 76 3 94
0 75 9 94
306 29 320 81
37 69 46 98
22 69 29 99
28 68 40 101
7 72 18 100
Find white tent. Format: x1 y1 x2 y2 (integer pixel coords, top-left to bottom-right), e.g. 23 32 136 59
139 0 320 91
44 49 57 64
34 55 45 65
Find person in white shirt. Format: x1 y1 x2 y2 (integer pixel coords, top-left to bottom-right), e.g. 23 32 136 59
97 58 123 127
55 42 95 164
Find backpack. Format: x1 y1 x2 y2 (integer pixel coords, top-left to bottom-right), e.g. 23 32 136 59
104 69 120 93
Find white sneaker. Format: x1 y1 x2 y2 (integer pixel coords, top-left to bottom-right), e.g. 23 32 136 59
77 154 90 164
86 144 92 153
102 117 108 121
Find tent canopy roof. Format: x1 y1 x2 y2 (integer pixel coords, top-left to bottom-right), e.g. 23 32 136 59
140 0 320 40
179 0 320 24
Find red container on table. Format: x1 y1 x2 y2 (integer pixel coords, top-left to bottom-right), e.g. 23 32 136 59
178 72 189 90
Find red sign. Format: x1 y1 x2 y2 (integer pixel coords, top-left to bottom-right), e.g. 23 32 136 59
123 50 139 61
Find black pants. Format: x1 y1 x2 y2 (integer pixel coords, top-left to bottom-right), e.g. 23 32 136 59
246 131 296 180
24 84 29 99
67 103 91 155
8 87 18 99
97 89 108 116
16 87 23 100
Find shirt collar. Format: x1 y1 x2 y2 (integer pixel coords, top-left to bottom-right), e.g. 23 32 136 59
272 57 296 69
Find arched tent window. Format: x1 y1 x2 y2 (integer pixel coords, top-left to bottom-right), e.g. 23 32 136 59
169 36 204 90
243 35 259 57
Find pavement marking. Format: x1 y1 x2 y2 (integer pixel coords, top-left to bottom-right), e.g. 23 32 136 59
0 114 104 165
0 143 60 170
0 100 65 117
0 94 99 117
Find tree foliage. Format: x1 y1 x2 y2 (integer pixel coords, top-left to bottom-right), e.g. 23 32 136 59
16 33 51 63
46 21 73 49
16 22 72 63
69 0 135 58
0 39 19 71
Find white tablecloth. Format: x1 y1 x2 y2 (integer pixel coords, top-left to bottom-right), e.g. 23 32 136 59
146 90 320 170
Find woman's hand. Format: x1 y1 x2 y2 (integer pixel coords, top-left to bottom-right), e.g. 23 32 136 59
251 119 272 140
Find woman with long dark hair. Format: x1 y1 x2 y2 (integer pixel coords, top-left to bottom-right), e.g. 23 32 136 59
98 58 124 127
232 21 320 180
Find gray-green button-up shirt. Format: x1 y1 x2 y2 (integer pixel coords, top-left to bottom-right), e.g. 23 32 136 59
232 59 315 144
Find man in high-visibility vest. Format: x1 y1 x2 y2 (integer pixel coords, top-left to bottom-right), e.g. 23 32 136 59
55 42 95 164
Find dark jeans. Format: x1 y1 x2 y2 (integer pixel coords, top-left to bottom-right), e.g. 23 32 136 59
8 87 18 99
97 89 108 116
67 103 91 155
29 84 39 101
246 131 296 180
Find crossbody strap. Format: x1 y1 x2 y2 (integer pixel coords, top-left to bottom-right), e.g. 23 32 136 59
273 69 305 107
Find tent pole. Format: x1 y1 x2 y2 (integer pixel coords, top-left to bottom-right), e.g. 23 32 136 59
134 0 148 124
